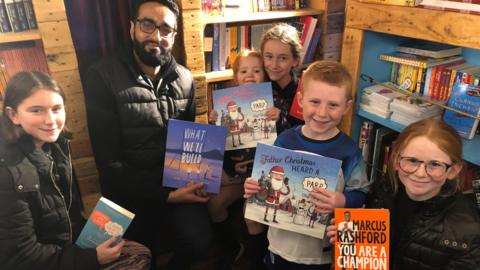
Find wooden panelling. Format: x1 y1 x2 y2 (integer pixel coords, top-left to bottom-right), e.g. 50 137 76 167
182 10 203 30
340 27 364 136
32 0 67 22
72 157 98 178
185 52 206 73
70 134 94 159
180 0 201 10
38 21 75 49
183 31 203 54
345 1 480 50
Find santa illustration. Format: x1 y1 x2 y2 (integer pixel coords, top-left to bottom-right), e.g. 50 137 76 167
225 101 244 147
259 166 290 223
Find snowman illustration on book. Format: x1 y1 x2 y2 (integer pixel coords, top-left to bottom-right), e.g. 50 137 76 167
293 198 307 225
259 165 291 223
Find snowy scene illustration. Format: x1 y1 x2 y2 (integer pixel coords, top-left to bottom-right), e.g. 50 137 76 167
212 82 277 151
245 143 342 239
163 119 227 193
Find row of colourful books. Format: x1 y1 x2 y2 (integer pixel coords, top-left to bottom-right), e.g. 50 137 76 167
204 16 320 72
0 0 36 32
379 40 480 102
202 0 308 17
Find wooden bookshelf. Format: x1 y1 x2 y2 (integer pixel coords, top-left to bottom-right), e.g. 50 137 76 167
180 1 328 123
0 30 42 44
203 8 323 24
341 0 480 166
205 69 234 83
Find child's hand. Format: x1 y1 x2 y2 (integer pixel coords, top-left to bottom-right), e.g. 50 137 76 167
309 188 346 214
325 218 337 245
96 237 125 265
265 107 280 121
208 110 218 124
244 177 260 198
235 159 254 174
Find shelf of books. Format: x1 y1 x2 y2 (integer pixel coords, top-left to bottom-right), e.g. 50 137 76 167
342 1 480 167
203 8 323 24
0 30 41 43
358 109 480 166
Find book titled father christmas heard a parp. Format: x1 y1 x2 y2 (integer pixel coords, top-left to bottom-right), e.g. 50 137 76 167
212 82 277 151
244 143 342 239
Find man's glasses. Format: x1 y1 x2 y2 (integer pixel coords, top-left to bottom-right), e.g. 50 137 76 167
398 156 452 178
136 18 176 37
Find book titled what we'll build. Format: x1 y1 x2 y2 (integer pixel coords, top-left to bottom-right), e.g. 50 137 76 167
244 143 342 239
163 119 227 193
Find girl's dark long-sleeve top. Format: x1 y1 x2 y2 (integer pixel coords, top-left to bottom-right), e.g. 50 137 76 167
367 177 480 270
0 135 99 270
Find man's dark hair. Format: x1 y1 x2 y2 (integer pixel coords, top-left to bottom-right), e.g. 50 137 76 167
132 0 180 20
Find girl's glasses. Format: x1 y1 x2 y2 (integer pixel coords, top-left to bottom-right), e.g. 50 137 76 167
398 156 452 178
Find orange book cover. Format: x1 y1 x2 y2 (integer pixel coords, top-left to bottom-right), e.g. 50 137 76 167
334 208 390 270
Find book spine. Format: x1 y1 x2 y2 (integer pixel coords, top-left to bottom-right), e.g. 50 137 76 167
379 54 427 68
212 24 220 71
22 0 35 29
0 0 11 32
4 0 21 32
13 0 27 30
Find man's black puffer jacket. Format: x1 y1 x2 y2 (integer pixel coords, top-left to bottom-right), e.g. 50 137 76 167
366 177 480 270
0 135 98 270
83 46 196 209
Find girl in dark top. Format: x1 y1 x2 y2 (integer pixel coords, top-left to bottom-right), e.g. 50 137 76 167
327 118 480 269
0 72 150 270
261 23 305 130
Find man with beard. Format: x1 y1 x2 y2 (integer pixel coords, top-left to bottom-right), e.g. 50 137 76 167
83 1 212 269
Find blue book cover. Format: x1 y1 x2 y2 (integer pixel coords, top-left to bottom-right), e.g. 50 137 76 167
244 143 342 239
76 197 134 249
443 82 480 140
212 82 277 151
163 119 227 193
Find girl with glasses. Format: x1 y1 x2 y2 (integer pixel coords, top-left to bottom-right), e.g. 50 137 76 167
327 118 480 269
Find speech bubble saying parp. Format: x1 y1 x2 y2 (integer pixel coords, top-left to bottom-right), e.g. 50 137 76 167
251 99 268 112
302 177 328 192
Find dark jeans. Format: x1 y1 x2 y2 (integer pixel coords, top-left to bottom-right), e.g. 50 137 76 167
265 251 331 270
125 201 212 270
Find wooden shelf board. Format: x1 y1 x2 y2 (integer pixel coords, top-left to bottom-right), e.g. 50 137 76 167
203 8 323 24
345 1 480 50
205 69 234 83
358 109 480 166
0 30 42 44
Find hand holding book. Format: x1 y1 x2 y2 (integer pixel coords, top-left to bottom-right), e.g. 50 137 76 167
96 237 125 265
309 187 346 214
167 182 210 204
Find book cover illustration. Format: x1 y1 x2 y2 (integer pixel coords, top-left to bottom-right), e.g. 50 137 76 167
163 119 227 193
212 82 277 151
76 197 135 249
289 76 304 121
335 208 390 270
443 82 480 140
244 143 342 239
